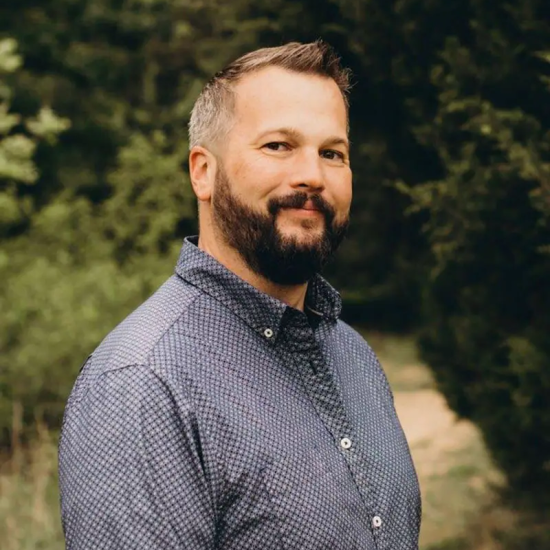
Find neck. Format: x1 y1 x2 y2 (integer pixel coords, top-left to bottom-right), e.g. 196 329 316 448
197 232 309 311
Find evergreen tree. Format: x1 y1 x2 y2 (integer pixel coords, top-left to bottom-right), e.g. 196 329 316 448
403 0 550 500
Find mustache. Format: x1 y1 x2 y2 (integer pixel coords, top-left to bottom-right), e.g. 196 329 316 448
267 192 335 218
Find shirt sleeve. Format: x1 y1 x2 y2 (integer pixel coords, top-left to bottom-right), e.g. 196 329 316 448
58 363 216 549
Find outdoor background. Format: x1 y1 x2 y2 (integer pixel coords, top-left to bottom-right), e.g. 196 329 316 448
1 1 549 548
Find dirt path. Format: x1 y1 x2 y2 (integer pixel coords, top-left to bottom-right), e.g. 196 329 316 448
394 390 481 477
359 334 503 548
393 388 498 547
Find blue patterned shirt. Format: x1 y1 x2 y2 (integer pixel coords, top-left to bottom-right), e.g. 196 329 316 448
59 236 421 549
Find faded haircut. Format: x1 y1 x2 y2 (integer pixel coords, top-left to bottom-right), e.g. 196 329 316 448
188 40 351 149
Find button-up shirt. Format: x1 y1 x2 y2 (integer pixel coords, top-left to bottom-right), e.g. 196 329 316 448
59 236 421 549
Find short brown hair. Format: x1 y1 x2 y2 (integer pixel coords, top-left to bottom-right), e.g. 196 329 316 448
188 40 351 149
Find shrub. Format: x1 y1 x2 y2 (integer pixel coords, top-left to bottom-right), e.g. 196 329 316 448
403 9 550 502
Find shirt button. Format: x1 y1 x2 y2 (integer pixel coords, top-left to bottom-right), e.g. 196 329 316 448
372 516 383 528
263 328 274 339
340 437 352 450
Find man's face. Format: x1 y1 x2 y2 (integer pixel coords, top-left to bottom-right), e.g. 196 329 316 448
212 66 352 285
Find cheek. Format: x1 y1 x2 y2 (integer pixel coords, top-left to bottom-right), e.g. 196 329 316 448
332 173 353 215
231 156 284 198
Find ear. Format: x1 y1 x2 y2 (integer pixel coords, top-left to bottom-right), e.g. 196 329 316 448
189 146 217 202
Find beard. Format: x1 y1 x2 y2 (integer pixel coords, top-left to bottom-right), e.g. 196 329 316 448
211 165 349 286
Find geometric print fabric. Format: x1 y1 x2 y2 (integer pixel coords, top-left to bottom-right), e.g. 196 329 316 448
59 236 421 549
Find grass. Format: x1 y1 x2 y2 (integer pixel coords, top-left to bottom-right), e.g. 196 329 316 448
0 424 64 550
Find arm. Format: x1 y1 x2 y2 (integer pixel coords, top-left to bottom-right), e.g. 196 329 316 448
59 364 216 549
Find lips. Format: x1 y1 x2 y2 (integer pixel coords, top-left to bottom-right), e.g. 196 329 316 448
284 200 320 212
282 205 323 218
300 201 320 211
269 193 331 218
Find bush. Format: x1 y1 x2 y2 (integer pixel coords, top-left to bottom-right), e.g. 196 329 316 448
404 4 550 502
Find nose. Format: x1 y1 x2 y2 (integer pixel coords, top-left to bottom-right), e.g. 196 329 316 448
289 148 325 192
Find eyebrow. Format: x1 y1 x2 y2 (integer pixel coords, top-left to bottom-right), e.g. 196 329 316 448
257 127 350 152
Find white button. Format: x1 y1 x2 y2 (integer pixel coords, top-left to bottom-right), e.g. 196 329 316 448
340 437 352 450
372 516 382 528
263 328 274 339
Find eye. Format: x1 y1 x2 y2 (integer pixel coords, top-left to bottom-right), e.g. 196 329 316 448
263 142 290 152
320 149 345 161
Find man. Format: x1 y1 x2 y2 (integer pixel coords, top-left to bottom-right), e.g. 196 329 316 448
59 40 421 549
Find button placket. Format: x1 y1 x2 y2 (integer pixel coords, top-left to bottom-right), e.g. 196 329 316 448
282 317 382 540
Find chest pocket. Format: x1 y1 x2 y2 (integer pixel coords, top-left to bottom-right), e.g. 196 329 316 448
260 449 376 550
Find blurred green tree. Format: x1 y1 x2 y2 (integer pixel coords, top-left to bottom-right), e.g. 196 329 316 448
0 0 325 443
0 0 436 330
402 0 550 501
1 0 549 513
0 38 70 237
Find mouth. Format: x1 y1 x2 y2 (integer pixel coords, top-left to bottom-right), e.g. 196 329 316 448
283 206 322 217
282 200 322 215
300 201 321 212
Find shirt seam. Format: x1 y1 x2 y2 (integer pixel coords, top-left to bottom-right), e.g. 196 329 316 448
143 290 204 366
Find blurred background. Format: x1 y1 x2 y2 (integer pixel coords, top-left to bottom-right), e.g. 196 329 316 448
1 0 549 548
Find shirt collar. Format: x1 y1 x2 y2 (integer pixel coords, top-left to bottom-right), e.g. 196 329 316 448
174 237 342 342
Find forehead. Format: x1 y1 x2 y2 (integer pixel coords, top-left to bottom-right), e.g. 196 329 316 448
231 66 348 137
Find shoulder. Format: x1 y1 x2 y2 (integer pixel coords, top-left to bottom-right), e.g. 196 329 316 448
74 275 203 395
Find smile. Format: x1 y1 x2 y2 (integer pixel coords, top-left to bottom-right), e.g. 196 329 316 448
283 207 323 217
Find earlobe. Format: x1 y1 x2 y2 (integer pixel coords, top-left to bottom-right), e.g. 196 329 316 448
189 146 216 201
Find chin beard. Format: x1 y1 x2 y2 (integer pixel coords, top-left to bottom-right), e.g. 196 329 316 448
212 167 349 286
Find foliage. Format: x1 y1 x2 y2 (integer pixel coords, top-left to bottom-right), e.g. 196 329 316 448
0 0 433 441
403 0 550 500
1 0 549 517
0 0 252 442
0 38 70 235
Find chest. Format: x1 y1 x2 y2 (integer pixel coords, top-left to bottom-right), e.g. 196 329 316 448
184 331 421 550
